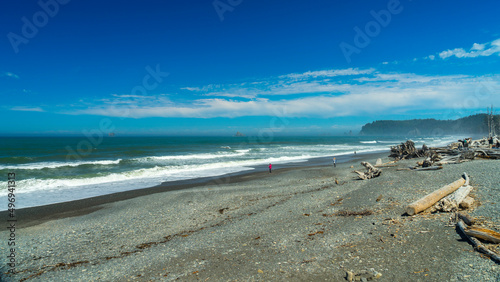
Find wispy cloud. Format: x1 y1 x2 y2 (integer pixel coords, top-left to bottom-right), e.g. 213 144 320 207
3 72 20 79
10 106 44 112
65 69 500 119
424 38 500 60
278 68 375 80
182 68 376 99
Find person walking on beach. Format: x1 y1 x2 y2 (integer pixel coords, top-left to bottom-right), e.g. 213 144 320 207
333 157 336 168
269 163 272 173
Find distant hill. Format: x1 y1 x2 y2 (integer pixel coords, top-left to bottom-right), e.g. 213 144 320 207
359 114 500 136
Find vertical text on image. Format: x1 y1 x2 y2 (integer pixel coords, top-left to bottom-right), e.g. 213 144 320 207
6 172 17 274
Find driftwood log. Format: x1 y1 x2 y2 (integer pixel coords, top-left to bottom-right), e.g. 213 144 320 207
432 173 472 212
406 174 467 215
465 226 500 244
354 162 381 180
375 160 398 168
411 166 443 171
457 220 500 263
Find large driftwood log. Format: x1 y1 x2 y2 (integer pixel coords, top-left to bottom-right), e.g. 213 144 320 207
354 162 381 180
457 220 500 263
406 174 466 215
432 173 472 212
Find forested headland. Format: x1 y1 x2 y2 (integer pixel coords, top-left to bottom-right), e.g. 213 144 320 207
360 114 500 136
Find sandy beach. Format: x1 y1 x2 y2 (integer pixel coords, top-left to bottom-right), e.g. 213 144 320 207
1 151 499 281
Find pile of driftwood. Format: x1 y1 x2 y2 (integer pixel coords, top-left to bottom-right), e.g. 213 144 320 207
353 161 381 180
406 173 472 215
449 136 500 149
431 147 500 162
405 172 500 263
389 140 430 160
390 138 500 171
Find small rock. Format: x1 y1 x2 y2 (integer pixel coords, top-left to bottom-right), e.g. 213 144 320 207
258 269 264 274
346 271 354 282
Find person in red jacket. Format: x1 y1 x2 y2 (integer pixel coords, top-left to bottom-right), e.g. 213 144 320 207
269 163 272 173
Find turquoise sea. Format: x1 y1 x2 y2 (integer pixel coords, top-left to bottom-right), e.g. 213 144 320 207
0 135 457 209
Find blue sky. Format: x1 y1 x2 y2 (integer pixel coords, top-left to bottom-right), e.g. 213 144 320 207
1 0 500 136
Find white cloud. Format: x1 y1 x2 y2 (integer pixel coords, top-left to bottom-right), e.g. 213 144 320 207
11 106 44 112
111 94 156 99
181 87 203 91
3 72 20 79
279 68 375 80
182 68 377 99
438 38 500 59
471 43 485 51
66 71 500 119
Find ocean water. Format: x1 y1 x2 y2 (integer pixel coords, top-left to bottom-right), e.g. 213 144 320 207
0 135 457 209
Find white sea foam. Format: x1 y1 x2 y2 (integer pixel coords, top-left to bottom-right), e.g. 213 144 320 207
0 154 312 196
360 141 377 144
135 151 249 162
0 159 122 170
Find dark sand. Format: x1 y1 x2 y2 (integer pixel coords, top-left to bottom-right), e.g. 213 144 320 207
1 151 499 281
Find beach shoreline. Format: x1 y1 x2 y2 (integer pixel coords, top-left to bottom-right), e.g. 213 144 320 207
1 149 498 281
2 150 386 229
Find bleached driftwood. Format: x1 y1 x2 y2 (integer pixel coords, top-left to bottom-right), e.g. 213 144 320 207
411 166 443 171
375 160 397 167
432 173 472 212
460 196 475 209
457 220 500 263
354 162 381 180
475 149 500 159
406 174 466 215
